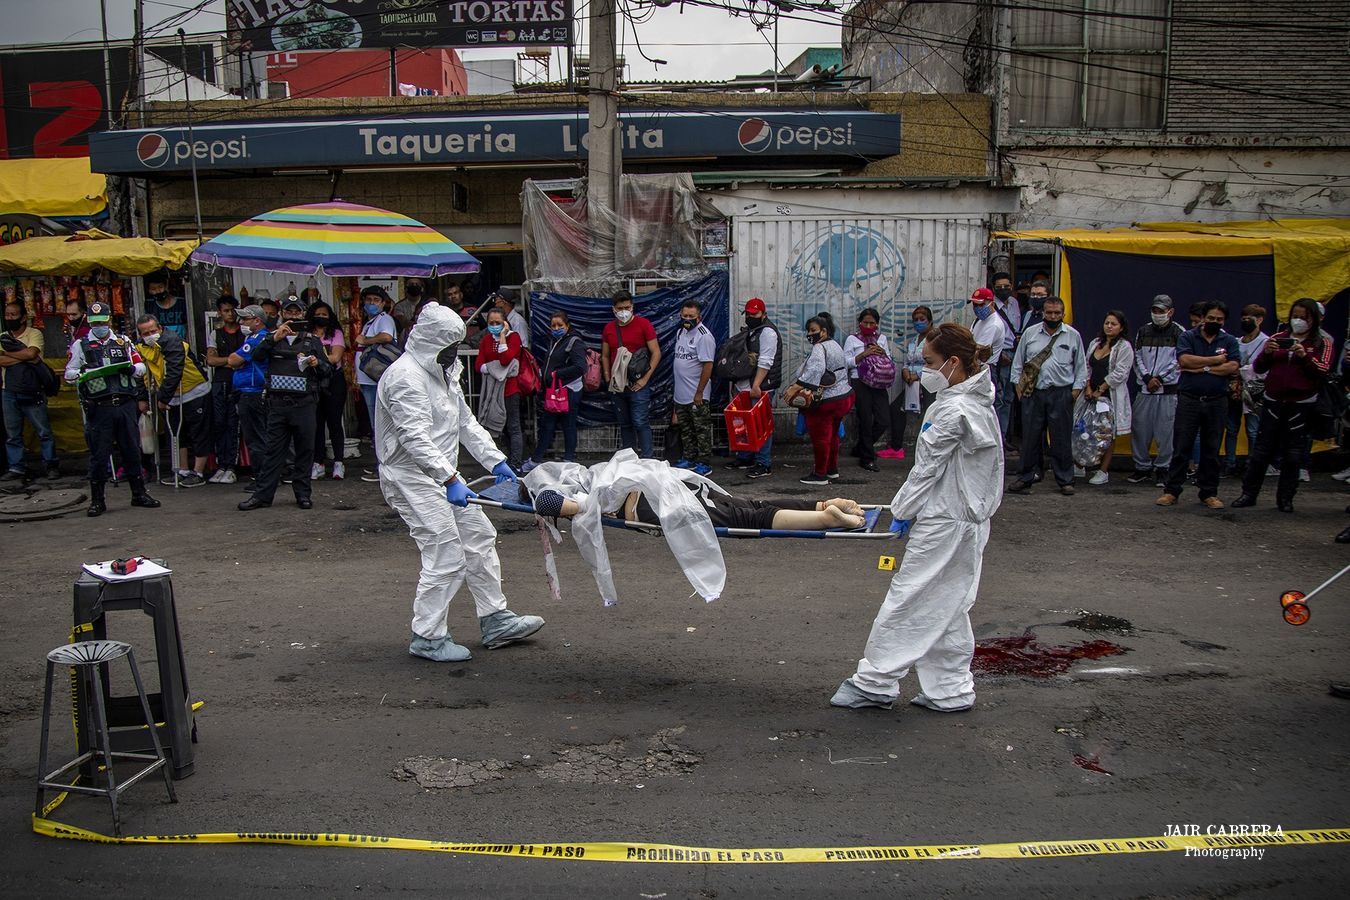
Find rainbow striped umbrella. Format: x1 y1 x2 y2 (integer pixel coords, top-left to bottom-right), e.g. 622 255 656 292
190 201 479 277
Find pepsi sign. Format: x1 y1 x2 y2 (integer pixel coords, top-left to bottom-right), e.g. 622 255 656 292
90 110 902 173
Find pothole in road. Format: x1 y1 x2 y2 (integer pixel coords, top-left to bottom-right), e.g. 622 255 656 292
394 756 514 788
536 726 702 784
1060 611 1135 636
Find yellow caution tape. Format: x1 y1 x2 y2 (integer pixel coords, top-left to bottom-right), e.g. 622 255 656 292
27 819 1350 862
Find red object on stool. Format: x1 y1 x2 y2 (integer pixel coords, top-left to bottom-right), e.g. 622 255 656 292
724 391 773 452
110 558 139 576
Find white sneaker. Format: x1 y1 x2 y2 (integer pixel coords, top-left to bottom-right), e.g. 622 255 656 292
1089 470 1109 486
217 468 237 484
311 462 325 480
332 461 345 480
1267 465 1279 477
1299 469 1310 483
1332 466 1350 482
1074 466 1086 478
208 468 226 483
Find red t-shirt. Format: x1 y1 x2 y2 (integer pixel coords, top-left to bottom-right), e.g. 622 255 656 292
476 331 524 396
601 316 656 367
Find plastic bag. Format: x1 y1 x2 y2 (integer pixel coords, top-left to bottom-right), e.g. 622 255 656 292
1071 394 1115 468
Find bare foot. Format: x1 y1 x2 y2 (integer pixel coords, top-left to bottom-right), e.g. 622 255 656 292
823 497 864 517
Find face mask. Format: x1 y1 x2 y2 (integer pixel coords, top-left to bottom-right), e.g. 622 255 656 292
859 324 878 336
615 309 634 324
1043 318 1062 331
1241 317 1256 334
680 319 697 330
486 323 504 336
311 316 330 327
1151 311 1169 328
240 324 253 336
435 342 461 367
2 318 20 332
1289 317 1310 335
264 315 278 330
973 304 992 321
550 327 567 338
746 315 764 327
920 360 953 394
91 325 112 340
913 319 930 333
149 291 166 301
142 332 160 345
1030 295 1047 311
1202 322 1222 337
67 316 85 327
994 287 1012 300
363 302 382 317
806 331 822 345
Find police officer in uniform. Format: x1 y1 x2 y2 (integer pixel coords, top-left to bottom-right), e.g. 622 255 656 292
64 301 161 517
239 296 333 510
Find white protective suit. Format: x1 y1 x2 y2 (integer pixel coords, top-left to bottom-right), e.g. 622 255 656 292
522 450 727 607
850 365 1004 709
376 303 509 640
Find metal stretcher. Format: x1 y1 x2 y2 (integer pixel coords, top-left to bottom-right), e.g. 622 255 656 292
466 478 897 540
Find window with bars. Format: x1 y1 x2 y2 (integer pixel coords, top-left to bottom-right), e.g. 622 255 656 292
1009 0 1168 130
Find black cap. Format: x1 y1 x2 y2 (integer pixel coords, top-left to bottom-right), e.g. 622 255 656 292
88 301 112 321
282 295 305 311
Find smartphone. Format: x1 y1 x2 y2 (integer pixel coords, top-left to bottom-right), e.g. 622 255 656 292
1275 337 1295 349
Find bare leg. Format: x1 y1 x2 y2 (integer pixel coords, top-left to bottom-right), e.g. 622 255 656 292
822 497 864 517
772 506 864 530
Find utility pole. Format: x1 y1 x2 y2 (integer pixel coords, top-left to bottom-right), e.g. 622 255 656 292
586 0 620 276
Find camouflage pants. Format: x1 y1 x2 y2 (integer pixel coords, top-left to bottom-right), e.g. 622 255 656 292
675 401 713 463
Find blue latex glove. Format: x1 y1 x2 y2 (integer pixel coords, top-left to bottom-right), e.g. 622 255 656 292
445 478 478 507
889 518 912 538
492 461 518 485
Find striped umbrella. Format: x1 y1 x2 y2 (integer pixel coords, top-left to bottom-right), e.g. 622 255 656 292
190 201 479 277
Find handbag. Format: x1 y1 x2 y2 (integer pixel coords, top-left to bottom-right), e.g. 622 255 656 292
543 373 570 414
856 335 896 389
1017 340 1057 398
358 342 402 381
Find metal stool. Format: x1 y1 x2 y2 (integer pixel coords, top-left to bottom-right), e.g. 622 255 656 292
35 640 177 836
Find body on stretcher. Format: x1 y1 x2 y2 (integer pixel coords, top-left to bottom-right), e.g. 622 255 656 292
466 477 897 540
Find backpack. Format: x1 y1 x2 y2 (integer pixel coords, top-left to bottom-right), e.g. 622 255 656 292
516 346 542 395
856 335 896 389
713 329 756 382
582 346 603 392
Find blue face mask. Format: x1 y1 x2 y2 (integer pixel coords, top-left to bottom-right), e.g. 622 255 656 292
550 327 567 338
487 324 504 336
90 324 112 340
363 302 381 317
973 304 993 321
913 320 930 333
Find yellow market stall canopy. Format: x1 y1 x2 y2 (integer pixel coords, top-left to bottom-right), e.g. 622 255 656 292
0 229 198 276
0 158 107 218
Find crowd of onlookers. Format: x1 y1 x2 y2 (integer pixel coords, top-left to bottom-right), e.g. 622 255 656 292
2 272 1346 539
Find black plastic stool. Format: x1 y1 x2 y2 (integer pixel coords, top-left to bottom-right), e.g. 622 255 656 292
73 563 196 779
36 640 177 836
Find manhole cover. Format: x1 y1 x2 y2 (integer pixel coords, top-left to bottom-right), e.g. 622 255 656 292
0 488 88 522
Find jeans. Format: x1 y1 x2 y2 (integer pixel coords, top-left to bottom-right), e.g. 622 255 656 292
992 358 1014 440
211 380 239 469
533 389 579 462
315 377 347 463
1164 393 1227 499
499 393 524 468
804 392 855 476
360 382 379 462
1017 385 1074 486
612 384 652 458
3 391 56 471
1239 399 1312 503
1130 392 1178 472
1224 399 1260 468
737 389 775 467
849 380 890 465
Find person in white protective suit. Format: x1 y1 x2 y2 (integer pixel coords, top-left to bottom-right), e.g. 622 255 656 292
376 302 544 662
831 322 1003 712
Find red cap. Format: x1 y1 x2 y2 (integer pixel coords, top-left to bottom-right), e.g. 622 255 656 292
970 287 995 303
744 298 766 315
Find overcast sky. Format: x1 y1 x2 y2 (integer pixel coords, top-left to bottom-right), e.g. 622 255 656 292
10 1 842 84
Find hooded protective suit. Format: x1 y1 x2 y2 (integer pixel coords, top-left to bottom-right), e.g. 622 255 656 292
376 303 509 641
847 365 1004 709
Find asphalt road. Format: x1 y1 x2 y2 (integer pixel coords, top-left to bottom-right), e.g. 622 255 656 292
1 450 1348 898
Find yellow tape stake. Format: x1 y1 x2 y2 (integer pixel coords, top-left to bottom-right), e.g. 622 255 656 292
27 820 1350 863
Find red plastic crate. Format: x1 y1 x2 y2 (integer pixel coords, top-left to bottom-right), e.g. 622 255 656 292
723 390 773 452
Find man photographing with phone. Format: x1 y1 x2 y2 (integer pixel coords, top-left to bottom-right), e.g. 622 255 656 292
239 296 333 511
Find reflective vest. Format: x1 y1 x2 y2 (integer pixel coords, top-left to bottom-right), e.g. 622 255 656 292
77 335 139 401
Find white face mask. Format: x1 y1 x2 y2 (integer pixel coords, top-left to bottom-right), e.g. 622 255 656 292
142 332 160 345
920 359 954 395
615 309 634 324
1289 317 1310 335
1151 311 1170 328
240 323 253 335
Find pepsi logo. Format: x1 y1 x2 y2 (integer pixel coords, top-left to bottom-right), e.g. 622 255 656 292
738 118 773 153
137 133 170 168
